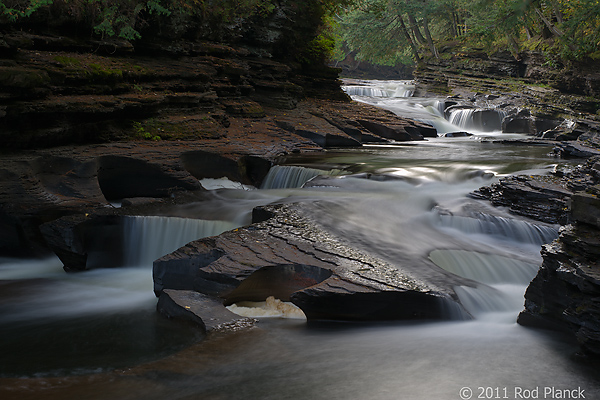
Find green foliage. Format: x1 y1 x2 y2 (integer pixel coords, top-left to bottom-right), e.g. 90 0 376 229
0 0 52 21
53 55 81 66
333 0 600 67
132 121 161 141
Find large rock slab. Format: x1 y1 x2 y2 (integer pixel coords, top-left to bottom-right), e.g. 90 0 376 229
157 289 256 334
470 174 573 224
154 203 472 322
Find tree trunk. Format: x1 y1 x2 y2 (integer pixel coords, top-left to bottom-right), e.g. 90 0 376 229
449 11 458 37
398 15 421 61
550 0 564 23
534 7 564 38
422 15 439 59
534 7 577 51
407 13 426 45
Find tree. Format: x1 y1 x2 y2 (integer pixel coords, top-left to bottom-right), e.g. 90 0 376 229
333 0 600 67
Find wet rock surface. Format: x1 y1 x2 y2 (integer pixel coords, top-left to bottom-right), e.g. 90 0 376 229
154 203 470 323
470 174 573 225
157 289 256 334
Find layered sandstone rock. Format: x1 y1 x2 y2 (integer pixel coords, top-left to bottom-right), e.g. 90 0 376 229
153 203 471 329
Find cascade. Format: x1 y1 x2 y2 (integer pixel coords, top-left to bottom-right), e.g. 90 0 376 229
5 79 596 392
122 216 238 266
429 249 539 285
343 81 415 98
447 109 476 129
261 165 342 189
454 285 523 316
434 212 559 245
343 86 390 97
447 108 505 132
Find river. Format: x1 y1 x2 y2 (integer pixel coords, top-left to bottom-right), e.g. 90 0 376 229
1 80 598 399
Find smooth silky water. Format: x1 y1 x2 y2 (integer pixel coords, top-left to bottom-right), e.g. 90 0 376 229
1 80 598 399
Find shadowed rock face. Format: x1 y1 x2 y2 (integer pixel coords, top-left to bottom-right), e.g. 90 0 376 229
98 155 201 200
154 203 472 327
518 180 600 357
224 264 333 305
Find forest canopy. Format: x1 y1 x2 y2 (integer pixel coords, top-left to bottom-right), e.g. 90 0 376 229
0 0 350 41
331 0 600 67
1 0 598 68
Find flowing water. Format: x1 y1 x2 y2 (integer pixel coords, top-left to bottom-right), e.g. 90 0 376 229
1 80 599 399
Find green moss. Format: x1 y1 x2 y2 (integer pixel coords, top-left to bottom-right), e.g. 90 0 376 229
53 56 82 66
87 63 123 80
132 121 161 141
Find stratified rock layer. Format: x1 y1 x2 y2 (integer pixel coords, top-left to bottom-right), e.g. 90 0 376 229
503 157 600 357
470 174 573 224
518 222 600 356
154 203 471 325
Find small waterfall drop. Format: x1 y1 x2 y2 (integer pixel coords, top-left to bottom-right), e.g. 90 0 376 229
429 249 539 285
343 86 390 97
342 80 415 98
446 108 505 132
123 216 238 266
261 165 342 189
430 250 539 320
447 109 476 129
454 285 524 318
434 212 559 245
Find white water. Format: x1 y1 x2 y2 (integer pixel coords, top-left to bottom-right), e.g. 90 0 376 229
343 80 415 98
343 79 515 136
227 296 306 319
433 211 559 246
122 216 238 266
261 165 342 189
1 80 598 397
199 177 255 191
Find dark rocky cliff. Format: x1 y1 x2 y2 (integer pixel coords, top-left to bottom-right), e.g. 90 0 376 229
0 1 350 149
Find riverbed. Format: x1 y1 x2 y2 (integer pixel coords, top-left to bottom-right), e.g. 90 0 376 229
1 81 599 399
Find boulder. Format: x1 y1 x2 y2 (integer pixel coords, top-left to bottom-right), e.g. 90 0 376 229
157 289 256 334
153 203 473 323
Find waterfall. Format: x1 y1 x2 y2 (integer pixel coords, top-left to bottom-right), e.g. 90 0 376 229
261 165 342 189
122 216 238 267
434 212 559 245
454 285 524 317
447 109 476 129
429 249 538 285
343 86 390 97
343 81 414 98
446 108 505 132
